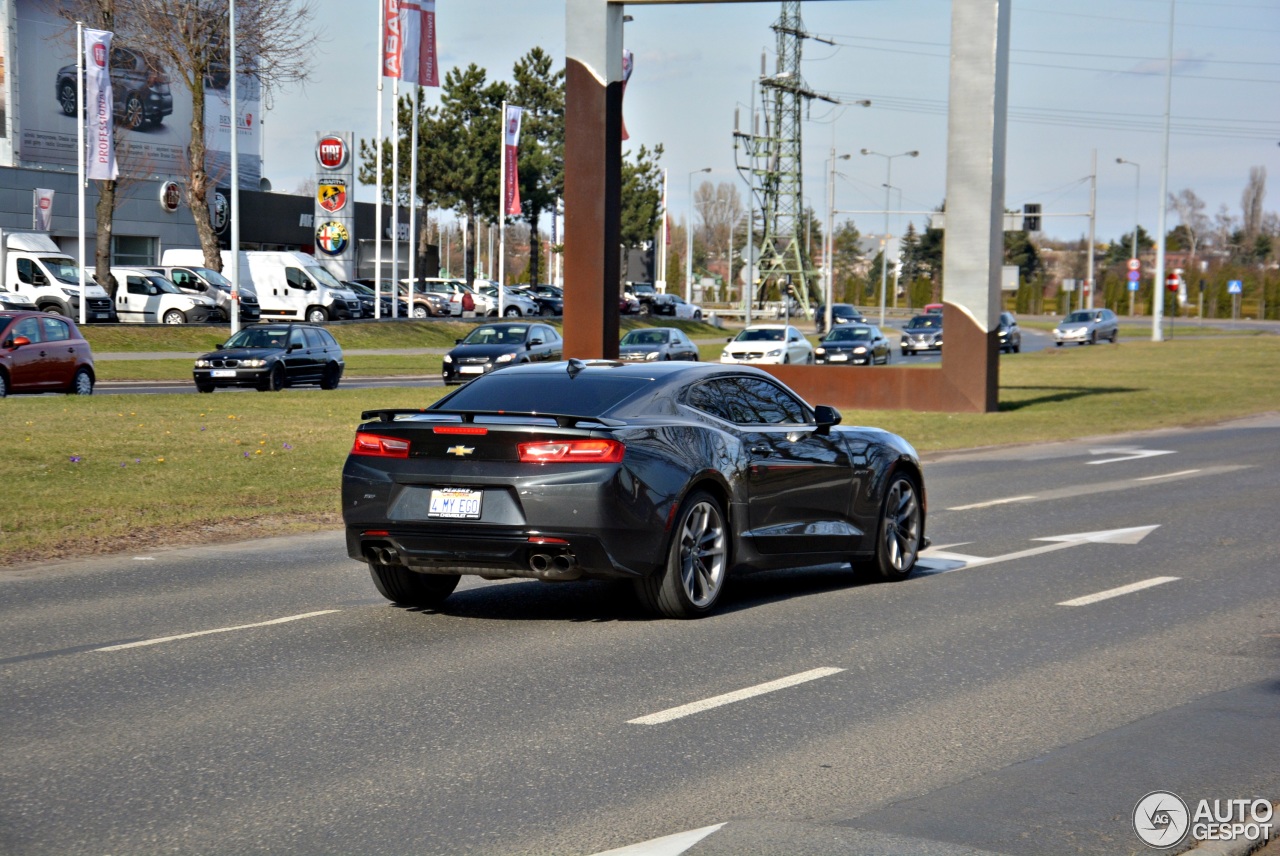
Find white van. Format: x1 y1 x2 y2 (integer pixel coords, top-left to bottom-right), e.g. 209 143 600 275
109 267 220 324
161 249 360 323
0 228 114 321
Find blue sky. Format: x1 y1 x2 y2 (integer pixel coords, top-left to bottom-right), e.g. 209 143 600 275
263 0 1280 245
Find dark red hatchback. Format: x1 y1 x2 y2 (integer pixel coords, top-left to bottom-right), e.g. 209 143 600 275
0 311 96 397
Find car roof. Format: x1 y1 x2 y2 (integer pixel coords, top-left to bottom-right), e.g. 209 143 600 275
743 323 790 330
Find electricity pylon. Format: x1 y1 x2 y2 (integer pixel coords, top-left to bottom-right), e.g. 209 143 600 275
733 1 836 319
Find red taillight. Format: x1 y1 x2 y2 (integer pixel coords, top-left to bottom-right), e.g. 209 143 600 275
518 438 624 463
352 432 410 458
433 426 488 435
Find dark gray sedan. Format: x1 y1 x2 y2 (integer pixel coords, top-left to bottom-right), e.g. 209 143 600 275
618 327 699 362
815 324 891 366
441 322 562 384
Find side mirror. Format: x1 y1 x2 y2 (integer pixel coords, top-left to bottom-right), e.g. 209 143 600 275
813 404 842 436
32 273 48 286
287 343 301 353
7 335 30 348
528 339 542 347
455 338 464 345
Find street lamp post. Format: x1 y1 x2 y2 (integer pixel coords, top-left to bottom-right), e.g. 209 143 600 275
861 149 918 327
1117 157 1141 317
824 150 851 335
687 167 711 302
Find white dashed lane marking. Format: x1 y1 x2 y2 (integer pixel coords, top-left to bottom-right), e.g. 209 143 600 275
95 610 340 652
628 668 844 725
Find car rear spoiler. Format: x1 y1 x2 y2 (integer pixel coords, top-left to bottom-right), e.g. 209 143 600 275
359 408 625 430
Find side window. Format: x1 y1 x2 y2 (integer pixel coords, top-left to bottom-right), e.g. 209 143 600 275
12 317 42 342
716 377 808 425
302 328 324 349
317 329 339 349
41 317 71 342
685 381 733 422
171 270 192 287
16 258 34 284
289 328 307 349
285 268 308 289
127 276 148 295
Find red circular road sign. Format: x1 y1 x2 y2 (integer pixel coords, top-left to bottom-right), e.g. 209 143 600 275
316 135 348 170
1128 258 1141 271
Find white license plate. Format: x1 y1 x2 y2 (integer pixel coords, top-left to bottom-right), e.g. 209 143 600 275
211 369 236 377
830 354 848 361
428 488 482 519
459 365 485 374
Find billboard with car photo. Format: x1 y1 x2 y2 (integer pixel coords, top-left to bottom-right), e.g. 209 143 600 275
11 0 258 185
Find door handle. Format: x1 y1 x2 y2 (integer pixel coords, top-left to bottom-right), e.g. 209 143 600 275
749 444 772 456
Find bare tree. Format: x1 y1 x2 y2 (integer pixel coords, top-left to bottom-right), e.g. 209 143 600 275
1169 188 1209 261
121 0 318 270
693 180 744 269
1242 166 1267 238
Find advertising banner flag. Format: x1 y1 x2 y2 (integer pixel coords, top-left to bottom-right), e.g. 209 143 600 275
83 28 117 180
621 49 634 141
399 0 439 87
33 188 55 230
382 0 402 78
503 104 523 216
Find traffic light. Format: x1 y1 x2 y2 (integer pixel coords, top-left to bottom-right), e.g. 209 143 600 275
1022 203 1041 232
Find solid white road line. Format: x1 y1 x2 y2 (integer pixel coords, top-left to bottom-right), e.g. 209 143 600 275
587 824 727 856
94 610 340 652
1137 469 1201 481
948 495 1037 511
1057 577 1179 607
628 668 844 726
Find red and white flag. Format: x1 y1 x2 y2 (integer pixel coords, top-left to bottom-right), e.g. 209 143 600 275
399 0 439 87
84 28 117 181
503 104 523 216
34 189 55 230
382 0 403 78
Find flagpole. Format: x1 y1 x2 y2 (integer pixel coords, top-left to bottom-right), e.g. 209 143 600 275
658 168 668 293
498 100 507 317
229 0 241 335
391 75 401 316
76 21 86 326
374 0 385 319
407 81 419 316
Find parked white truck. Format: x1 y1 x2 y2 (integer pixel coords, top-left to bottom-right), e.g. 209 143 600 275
0 229 115 321
160 249 361 323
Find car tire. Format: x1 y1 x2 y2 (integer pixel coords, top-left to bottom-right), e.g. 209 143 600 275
635 490 728 619
163 309 186 324
503 306 521 317
123 93 146 130
58 80 78 116
196 382 215 393
693 310 702 321
368 563 460 609
306 307 329 324
1014 342 1021 353
258 364 285 392
1109 330 1118 344
0 371 8 398
70 367 94 396
805 352 815 365
865 473 923 582
413 305 428 319
1089 331 1098 345
901 349 910 357
319 364 341 390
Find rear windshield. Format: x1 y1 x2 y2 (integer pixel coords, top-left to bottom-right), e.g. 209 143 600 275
437 372 653 417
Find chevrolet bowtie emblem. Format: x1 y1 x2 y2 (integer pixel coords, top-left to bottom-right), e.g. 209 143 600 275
446 445 475 457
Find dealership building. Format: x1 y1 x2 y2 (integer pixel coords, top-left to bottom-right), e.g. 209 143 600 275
0 0 432 279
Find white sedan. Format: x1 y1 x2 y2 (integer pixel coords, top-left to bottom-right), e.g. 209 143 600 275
666 295 704 321
720 323 815 365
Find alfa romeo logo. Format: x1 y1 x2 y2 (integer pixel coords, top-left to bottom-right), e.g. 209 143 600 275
315 221 350 256
1134 791 1190 848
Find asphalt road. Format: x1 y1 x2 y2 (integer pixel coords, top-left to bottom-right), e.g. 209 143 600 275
1 417 1277 856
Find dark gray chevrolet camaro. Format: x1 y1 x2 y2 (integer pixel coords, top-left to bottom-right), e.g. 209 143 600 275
342 360 927 618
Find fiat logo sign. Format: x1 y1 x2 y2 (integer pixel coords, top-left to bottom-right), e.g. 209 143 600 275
316 135 348 170
159 181 181 213
92 44 107 67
